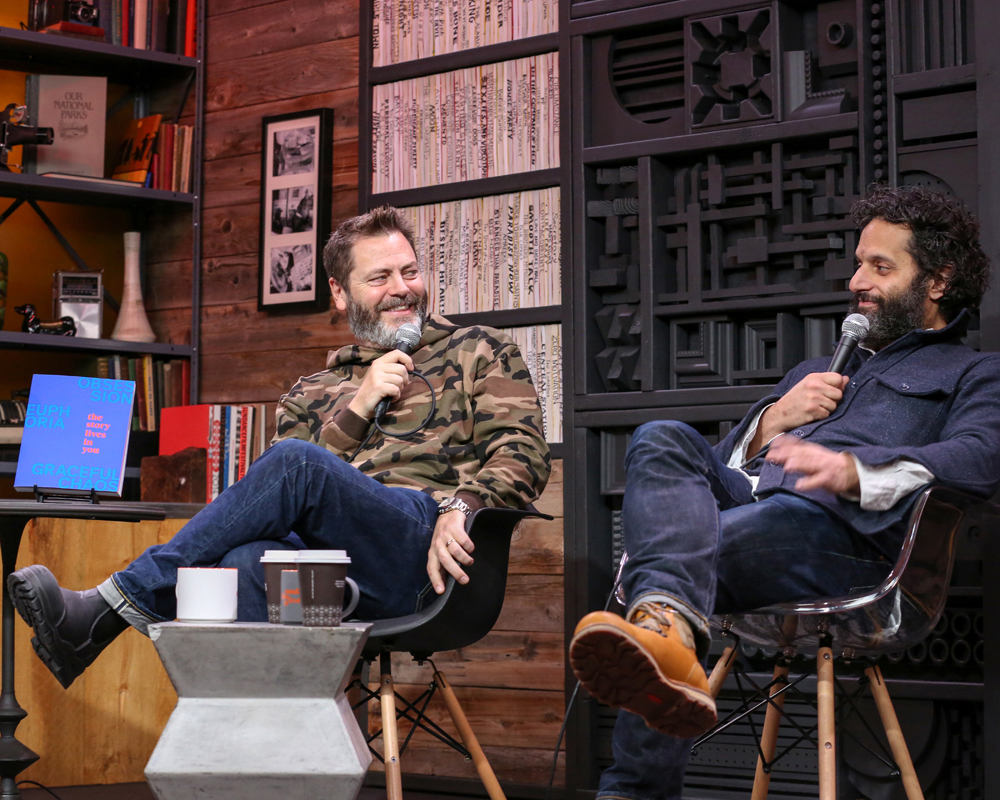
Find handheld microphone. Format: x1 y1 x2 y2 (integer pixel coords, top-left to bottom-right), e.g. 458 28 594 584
374 322 422 421
828 313 870 374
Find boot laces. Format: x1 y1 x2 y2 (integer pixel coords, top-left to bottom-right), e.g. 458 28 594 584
628 601 696 649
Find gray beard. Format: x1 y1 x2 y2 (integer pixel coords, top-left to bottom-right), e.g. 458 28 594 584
848 273 930 351
345 291 428 349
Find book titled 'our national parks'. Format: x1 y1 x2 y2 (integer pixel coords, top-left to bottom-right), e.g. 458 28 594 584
24 74 108 178
15 375 135 497
112 114 162 183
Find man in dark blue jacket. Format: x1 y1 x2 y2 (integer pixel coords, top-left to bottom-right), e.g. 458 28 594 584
570 184 1000 799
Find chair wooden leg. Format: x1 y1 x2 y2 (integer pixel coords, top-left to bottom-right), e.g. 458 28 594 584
865 665 925 800
816 647 837 800
380 657 404 800
751 663 789 800
434 670 507 800
707 645 737 699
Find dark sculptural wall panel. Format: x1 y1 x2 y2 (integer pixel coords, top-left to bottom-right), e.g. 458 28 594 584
565 1 994 797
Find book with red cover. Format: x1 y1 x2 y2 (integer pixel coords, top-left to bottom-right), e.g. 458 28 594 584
42 21 105 38
160 404 220 502
184 0 196 57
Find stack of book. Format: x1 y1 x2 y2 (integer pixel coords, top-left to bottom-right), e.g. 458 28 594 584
501 323 562 442
372 53 559 192
160 404 270 502
29 0 198 56
96 355 190 432
403 187 561 316
150 123 195 192
372 0 558 66
109 114 194 189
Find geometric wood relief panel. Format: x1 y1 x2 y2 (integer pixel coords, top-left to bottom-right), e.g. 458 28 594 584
655 135 860 305
588 166 641 391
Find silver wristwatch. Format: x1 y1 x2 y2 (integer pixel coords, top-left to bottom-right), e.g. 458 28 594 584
438 496 473 516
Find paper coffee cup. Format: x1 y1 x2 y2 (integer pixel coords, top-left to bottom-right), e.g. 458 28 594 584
176 567 238 624
260 550 299 624
295 551 359 627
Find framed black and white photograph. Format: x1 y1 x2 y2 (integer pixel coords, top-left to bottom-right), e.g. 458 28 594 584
258 108 334 312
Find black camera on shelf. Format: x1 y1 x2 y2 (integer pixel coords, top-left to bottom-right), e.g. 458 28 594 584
27 0 100 30
0 104 54 173
67 0 100 24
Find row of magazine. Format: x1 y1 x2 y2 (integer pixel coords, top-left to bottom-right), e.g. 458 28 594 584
402 187 561 315
96 355 191 433
372 53 559 193
501 324 562 443
372 0 558 67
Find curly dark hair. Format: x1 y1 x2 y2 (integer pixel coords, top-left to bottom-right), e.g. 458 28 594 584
851 184 990 322
322 205 416 286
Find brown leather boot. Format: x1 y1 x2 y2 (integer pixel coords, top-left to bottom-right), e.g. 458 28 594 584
569 600 717 738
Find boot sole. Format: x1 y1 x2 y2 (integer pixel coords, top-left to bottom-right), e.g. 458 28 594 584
8 566 82 689
570 622 717 738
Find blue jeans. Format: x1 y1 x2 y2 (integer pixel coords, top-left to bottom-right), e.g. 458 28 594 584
98 439 440 633
598 421 898 800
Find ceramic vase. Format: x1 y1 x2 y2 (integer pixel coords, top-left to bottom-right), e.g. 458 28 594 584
111 231 156 343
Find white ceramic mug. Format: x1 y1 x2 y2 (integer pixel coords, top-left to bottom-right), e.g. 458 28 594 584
175 567 238 623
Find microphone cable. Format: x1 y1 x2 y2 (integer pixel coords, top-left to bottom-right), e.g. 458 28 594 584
348 369 437 463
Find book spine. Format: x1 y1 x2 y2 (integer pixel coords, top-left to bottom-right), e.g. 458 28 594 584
169 0 187 54
181 358 191 405
221 406 231 492
238 405 250 480
143 354 156 431
135 358 147 431
209 405 222 500
184 0 196 57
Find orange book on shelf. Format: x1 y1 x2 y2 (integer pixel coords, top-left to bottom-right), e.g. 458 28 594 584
112 115 162 183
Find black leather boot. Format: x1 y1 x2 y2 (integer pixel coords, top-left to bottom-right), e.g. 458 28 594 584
8 565 128 689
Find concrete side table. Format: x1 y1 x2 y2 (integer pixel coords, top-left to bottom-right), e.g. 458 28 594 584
144 621 372 800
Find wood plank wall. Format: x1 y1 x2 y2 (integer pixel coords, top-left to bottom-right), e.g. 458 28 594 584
8 0 566 789
145 0 363 402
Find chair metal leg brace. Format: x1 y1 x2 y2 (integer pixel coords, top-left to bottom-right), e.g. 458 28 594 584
865 665 925 800
816 647 836 800
751 663 790 800
380 659 403 800
434 670 507 800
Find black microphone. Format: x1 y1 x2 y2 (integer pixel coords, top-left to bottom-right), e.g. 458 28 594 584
738 312 871 470
374 322 422 421
828 313 870 374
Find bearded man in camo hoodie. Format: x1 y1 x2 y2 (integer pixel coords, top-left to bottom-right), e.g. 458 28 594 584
9 206 551 689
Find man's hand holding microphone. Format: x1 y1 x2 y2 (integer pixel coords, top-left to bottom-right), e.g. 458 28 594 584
348 323 475 595
747 314 869 495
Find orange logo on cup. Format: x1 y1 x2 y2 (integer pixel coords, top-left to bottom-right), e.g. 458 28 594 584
282 587 300 606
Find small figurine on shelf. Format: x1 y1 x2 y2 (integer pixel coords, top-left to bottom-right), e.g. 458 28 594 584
15 304 76 336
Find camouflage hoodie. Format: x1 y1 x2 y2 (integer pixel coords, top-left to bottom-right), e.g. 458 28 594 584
273 314 551 512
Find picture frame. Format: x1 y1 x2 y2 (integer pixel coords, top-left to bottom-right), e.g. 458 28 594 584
258 108 334 312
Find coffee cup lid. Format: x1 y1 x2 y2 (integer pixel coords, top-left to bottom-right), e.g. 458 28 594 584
259 550 298 563
294 549 351 564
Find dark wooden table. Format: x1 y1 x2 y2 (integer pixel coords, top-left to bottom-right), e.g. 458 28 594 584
0 500 165 800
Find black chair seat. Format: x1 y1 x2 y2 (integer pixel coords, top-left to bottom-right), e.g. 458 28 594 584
362 506 550 660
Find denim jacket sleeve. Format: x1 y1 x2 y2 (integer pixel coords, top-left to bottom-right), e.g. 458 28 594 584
844 353 1000 499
